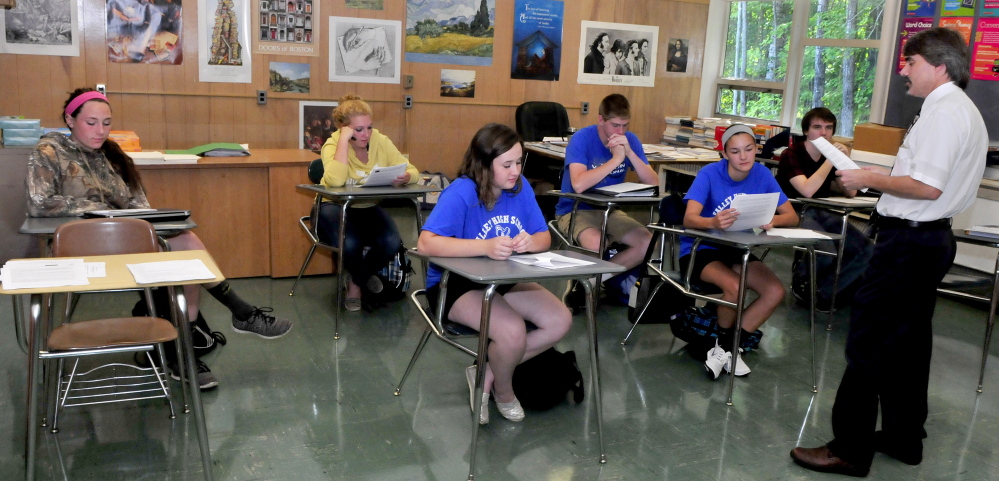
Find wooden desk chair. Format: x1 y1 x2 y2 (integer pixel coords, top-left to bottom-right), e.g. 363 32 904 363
289 158 332 295
44 218 179 432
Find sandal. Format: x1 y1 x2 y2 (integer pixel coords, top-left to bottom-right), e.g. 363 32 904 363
343 274 362 312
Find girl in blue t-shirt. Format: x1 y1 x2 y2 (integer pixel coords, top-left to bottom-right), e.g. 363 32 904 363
682 124 799 379
418 124 572 425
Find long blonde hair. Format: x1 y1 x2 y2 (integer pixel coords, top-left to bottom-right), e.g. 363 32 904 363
332 94 373 128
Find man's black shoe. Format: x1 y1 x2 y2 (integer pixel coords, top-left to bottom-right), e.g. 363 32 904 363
790 445 870 477
875 431 922 465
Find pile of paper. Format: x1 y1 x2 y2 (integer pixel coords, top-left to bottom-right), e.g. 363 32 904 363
127 152 200 164
1 259 89 290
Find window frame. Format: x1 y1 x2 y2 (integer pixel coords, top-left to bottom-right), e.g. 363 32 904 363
698 0 901 135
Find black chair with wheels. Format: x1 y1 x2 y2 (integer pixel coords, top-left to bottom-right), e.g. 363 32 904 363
515 101 570 142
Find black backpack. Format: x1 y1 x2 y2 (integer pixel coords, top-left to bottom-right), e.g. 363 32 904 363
361 245 413 310
511 348 585 411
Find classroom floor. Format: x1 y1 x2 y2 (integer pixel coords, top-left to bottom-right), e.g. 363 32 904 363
3 236 999 480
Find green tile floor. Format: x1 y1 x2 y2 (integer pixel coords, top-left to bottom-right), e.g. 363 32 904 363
2 234 999 480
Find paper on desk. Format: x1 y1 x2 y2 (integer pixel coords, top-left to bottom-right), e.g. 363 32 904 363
89 208 157 216
810 137 869 193
509 253 595 269
0 259 89 290
126 259 216 284
822 196 879 205
361 163 408 187
85 262 106 278
765 228 831 239
726 193 779 231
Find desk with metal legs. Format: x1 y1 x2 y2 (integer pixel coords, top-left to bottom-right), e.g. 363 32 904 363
547 190 662 301
941 230 999 392
411 250 624 480
647 226 837 405
793 197 876 329
2 250 223 481
296 184 441 339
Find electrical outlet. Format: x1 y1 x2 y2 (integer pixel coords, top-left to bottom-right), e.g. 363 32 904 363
257 90 267 105
581 102 589 115
96 84 106 94
404 95 413 109
404 75 414 89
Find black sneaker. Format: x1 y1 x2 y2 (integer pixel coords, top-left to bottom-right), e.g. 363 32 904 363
170 359 219 390
562 281 586 314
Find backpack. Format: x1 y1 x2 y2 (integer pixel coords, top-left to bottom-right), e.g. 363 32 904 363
628 275 695 324
512 348 585 411
668 304 764 352
417 171 451 210
361 245 413 310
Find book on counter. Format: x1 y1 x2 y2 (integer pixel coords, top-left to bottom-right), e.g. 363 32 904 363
967 225 999 240
590 182 658 197
165 142 249 157
127 151 200 164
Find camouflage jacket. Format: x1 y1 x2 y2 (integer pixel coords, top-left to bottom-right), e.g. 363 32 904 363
26 133 150 217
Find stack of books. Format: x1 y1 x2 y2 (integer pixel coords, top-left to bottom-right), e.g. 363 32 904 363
108 131 142 151
663 117 695 145
127 152 200 164
663 117 731 150
1 118 42 146
967 225 999 240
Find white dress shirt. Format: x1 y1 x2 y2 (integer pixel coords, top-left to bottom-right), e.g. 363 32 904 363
877 82 988 221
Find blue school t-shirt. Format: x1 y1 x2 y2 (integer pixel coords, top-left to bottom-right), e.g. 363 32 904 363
680 159 788 258
423 176 548 289
554 125 650 216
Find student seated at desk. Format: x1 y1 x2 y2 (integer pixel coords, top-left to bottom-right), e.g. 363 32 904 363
556 94 657 311
682 124 799 379
418 124 572 425
776 108 874 311
25 88 293 390
318 94 420 312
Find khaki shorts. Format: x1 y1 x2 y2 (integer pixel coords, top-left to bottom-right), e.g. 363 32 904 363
557 208 646 245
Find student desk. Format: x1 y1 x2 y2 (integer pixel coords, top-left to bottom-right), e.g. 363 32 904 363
137 149 320 279
647 226 837 405
941 230 999 392
296 183 441 339
548 190 663 301
19 217 198 256
411 249 625 479
793 197 877 329
2 250 223 481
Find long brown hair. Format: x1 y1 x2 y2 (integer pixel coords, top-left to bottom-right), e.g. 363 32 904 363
63 88 144 192
457 123 523 210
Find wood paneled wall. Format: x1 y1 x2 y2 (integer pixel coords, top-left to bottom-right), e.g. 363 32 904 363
0 0 709 177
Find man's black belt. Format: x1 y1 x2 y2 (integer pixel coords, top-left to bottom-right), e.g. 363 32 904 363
876 216 952 230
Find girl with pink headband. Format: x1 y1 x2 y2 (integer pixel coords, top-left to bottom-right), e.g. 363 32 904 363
26 87 294 390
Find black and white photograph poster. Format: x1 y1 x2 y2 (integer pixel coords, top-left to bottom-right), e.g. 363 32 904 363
0 0 80 56
577 20 657 87
329 16 400 84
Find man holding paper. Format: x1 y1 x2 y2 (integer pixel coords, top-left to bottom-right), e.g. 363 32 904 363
681 124 798 379
777 108 874 311
791 28 988 477
556 94 658 310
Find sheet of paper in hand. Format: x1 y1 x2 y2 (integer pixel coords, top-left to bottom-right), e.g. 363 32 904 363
725 192 779 231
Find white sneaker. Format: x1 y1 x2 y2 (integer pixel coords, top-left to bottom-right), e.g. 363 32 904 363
724 348 751 376
704 341 730 380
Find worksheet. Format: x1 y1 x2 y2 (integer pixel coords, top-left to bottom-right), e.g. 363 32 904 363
726 192 779 231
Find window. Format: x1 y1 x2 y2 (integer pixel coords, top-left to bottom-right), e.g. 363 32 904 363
699 0 899 137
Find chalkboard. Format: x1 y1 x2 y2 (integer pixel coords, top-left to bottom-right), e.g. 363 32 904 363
884 6 998 141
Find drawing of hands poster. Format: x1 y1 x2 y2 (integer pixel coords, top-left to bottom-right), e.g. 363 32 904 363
329 17 400 84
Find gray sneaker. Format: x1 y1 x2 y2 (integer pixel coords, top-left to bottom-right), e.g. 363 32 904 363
232 307 293 339
170 359 219 390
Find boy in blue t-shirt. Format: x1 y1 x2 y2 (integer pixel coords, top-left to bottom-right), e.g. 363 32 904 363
682 124 798 379
555 94 658 310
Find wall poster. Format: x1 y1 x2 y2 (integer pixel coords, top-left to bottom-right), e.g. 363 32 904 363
198 0 252 83
107 0 184 64
253 0 319 57
0 0 80 56
897 17 933 73
972 17 999 80
328 17 401 84
510 0 563 81
405 0 495 66
299 100 337 152
577 21 658 87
